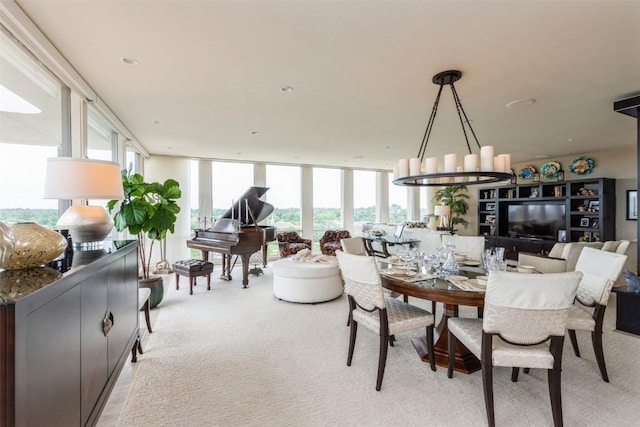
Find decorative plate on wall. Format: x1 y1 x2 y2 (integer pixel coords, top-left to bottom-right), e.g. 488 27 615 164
518 165 536 180
540 161 562 179
568 156 595 175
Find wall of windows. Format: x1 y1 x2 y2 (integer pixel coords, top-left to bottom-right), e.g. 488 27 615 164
265 164 301 231
388 174 408 224
0 24 63 227
312 167 342 244
353 170 376 232
211 161 253 219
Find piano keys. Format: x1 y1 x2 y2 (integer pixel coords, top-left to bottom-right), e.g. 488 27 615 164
186 187 277 288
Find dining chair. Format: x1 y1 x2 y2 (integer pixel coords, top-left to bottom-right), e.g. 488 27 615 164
447 270 582 427
441 234 485 260
340 236 368 256
566 246 627 382
336 251 436 391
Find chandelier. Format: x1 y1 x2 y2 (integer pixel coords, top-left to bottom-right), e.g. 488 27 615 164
393 70 512 187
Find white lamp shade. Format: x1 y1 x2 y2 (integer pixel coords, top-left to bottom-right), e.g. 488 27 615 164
44 158 124 200
434 205 450 217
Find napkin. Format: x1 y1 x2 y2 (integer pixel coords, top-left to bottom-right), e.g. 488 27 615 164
447 277 486 292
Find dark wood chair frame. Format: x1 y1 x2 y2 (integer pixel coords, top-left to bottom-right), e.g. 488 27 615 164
567 301 609 382
347 294 435 391
448 330 565 427
131 291 153 363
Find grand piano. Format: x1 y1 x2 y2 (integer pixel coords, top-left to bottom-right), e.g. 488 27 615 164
187 187 277 288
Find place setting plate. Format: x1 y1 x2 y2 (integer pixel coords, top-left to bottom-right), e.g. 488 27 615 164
462 260 481 266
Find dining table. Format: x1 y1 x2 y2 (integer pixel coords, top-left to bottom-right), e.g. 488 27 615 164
380 265 486 374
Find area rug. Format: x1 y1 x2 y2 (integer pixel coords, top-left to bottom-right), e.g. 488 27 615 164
116 268 640 426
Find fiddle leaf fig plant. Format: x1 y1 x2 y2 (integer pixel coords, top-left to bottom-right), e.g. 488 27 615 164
107 168 182 279
433 185 470 234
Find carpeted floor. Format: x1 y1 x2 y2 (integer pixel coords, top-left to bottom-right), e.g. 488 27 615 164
115 267 640 426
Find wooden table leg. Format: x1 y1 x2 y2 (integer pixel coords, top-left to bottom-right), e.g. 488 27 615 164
411 303 481 374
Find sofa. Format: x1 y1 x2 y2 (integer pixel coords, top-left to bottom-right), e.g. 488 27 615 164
518 240 637 287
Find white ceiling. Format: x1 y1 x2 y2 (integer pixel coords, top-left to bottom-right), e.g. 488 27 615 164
13 0 640 171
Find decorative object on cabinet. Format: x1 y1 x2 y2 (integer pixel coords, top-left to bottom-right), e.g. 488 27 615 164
392 70 512 187
0 221 15 269
580 218 590 227
2 222 67 270
588 200 600 212
568 156 595 175
518 165 536 180
540 161 562 180
485 202 496 211
43 158 124 246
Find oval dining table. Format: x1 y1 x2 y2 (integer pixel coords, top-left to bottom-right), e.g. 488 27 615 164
380 271 485 374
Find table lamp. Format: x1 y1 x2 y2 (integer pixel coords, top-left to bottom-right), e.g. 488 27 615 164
44 158 123 247
434 205 451 230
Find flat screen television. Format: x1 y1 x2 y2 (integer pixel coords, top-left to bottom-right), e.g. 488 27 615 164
506 202 566 241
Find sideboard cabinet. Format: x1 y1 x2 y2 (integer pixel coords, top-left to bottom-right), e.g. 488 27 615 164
0 240 138 426
478 178 615 259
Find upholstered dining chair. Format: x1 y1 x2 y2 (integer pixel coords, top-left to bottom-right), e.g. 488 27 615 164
277 231 312 258
320 229 351 256
440 234 485 260
566 246 627 382
447 270 582 427
340 236 367 256
336 251 436 391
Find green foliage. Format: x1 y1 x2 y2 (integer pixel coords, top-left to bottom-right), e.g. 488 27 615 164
0 209 58 228
432 185 470 234
107 169 182 278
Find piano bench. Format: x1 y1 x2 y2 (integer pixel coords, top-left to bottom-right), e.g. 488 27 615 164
172 260 214 295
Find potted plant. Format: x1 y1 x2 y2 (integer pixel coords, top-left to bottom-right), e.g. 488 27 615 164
433 185 470 234
107 168 182 307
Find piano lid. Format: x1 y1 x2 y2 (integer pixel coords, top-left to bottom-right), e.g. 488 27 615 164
220 186 274 225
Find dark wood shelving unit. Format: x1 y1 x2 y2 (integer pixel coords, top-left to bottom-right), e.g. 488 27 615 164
478 178 615 259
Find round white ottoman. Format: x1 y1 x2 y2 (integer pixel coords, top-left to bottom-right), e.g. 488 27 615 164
272 259 343 303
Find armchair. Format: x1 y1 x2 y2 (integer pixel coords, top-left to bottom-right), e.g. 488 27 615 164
518 241 603 273
319 229 351 256
277 231 312 258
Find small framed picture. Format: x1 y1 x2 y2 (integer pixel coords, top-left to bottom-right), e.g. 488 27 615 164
627 190 638 220
591 219 599 228
486 202 496 211
580 217 590 227
485 215 496 224
557 229 567 242
587 200 600 212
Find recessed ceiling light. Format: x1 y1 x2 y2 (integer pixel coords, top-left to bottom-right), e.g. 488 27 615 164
153 120 162 125
251 131 259 135
506 98 536 109
120 57 138 65
567 138 574 142
281 86 293 93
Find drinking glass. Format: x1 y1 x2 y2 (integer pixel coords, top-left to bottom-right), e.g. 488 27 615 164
495 247 505 261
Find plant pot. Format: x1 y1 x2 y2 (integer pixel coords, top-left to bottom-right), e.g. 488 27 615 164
139 276 164 308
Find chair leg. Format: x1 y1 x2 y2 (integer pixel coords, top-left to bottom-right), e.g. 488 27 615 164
548 367 563 427
447 330 455 378
568 329 580 357
426 325 436 371
389 335 395 347
175 273 180 290
189 277 194 295
481 334 495 427
207 273 211 290
477 306 484 318
431 300 436 317
403 294 408 303
376 330 389 391
591 330 609 382
511 367 519 382
131 338 138 363
347 320 357 366
143 298 152 333
482 364 495 427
